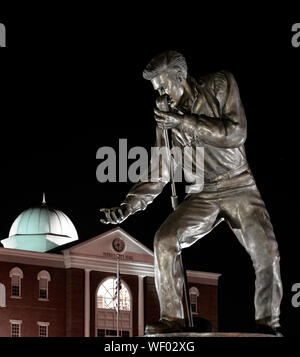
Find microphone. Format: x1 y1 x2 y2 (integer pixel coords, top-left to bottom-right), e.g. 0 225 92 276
156 94 185 115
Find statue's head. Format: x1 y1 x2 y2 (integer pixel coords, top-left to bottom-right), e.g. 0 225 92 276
143 50 188 108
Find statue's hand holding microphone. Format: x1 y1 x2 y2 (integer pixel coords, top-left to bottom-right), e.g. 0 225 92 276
154 94 184 129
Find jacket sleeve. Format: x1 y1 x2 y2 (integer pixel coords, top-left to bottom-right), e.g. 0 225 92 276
180 71 247 148
121 126 171 214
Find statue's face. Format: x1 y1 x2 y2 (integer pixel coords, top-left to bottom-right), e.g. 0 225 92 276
151 71 184 108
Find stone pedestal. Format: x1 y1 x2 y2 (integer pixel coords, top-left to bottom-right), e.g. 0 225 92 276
145 332 277 337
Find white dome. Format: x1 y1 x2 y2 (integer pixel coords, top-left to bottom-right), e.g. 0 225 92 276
9 206 78 240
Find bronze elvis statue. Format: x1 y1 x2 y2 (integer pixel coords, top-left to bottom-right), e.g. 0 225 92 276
100 51 283 336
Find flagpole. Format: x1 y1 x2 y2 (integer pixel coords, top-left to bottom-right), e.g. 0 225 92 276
116 253 120 337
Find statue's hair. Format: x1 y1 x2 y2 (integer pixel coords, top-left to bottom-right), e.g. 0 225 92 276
143 50 187 80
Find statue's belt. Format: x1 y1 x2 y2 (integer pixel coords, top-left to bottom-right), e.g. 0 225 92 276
204 164 250 183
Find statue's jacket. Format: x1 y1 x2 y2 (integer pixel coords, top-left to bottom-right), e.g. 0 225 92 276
123 71 252 213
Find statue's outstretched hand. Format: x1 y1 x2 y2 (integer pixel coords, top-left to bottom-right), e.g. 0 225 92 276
100 204 133 225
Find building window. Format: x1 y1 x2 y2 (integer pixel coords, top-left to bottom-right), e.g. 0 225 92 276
97 278 131 311
0 283 6 307
189 287 199 314
9 267 23 298
97 329 130 337
97 329 105 337
37 270 51 300
10 320 22 337
37 322 49 337
96 277 132 337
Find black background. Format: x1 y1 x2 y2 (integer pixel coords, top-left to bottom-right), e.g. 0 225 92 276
0 4 299 341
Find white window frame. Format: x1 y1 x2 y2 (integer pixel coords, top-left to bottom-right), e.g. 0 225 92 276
10 319 22 337
9 267 23 299
37 270 51 301
189 287 199 314
37 321 50 337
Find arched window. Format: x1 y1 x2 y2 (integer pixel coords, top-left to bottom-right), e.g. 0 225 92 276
9 267 23 298
96 277 132 337
189 287 199 314
37 270 51 300
0 283 6 307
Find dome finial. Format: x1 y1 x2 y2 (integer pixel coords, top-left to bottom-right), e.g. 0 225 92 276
42 192 46 206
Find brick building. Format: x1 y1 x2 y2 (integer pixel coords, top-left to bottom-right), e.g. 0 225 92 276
0 200 220 337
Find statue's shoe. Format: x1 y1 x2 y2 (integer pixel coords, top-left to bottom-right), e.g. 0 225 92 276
145 319 184 335
255 324 283 337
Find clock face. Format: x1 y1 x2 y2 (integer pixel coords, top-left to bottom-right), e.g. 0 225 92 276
112 238 125 253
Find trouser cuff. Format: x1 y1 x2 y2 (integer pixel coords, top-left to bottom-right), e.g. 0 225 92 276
256 316 280 328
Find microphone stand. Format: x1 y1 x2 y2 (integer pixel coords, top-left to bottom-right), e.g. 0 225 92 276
156 95 194 328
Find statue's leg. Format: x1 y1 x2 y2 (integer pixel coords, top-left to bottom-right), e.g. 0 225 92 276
153 193 220 325
222 184 283 328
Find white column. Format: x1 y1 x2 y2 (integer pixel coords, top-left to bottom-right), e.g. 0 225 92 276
84 269 91 337
138 275 145 336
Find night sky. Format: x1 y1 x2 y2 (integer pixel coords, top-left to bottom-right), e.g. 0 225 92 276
0 6 299 337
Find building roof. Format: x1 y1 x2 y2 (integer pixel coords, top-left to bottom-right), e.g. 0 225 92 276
9 206 78 239
1 195 78 253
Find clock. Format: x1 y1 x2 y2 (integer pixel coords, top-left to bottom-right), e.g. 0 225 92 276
112 238 125 253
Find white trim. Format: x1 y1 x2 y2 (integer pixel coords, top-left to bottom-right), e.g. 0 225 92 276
69 227 154 257
10 319 23 324
84 269 91 337
138 275 145 336
0 247 64 268
9 267 23 278
37 270 51 281
189 286 200 296
37 321 50 326
0 249 221 284
65 253 155 276
62 254 220 284
63 249 71 268
186 270 221 286
0 237 221 286
0 283 6 307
